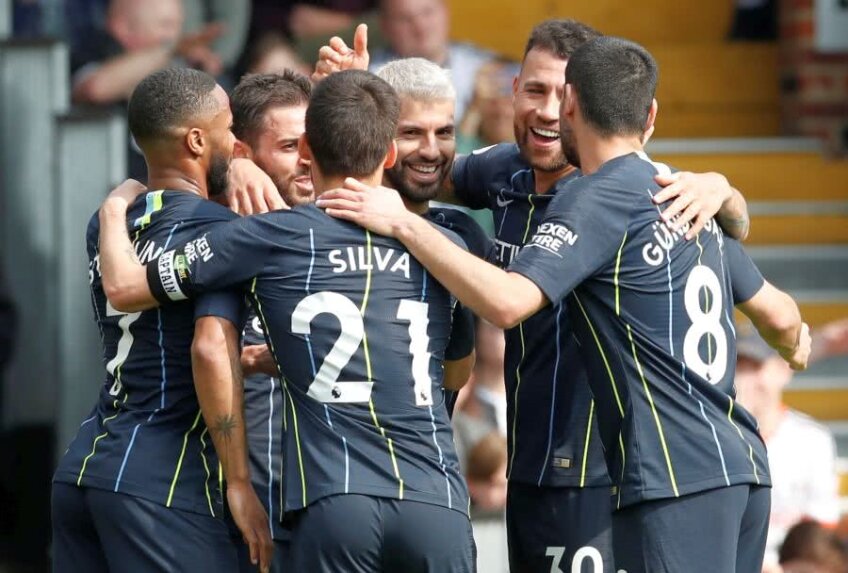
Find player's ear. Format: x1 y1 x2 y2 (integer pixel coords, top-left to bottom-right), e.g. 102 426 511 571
512 74 519 99
297 133 313 162
642 99 658 145
562 83 577 119
232 139 252 160
383 140 398 169
185 127 205 158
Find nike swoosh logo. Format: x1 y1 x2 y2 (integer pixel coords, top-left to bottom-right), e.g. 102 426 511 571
496 197 513 208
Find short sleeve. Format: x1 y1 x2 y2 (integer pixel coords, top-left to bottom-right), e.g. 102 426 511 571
452 145 500 209
507 177 631 305
148 215 272 304
724 237 765 305
193 290 246 328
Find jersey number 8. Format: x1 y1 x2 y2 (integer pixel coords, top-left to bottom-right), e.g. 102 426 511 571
683 265 728 384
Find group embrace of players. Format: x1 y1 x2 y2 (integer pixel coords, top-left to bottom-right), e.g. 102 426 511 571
51 17 812 573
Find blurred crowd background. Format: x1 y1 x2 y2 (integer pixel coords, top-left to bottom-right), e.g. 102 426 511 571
1 0 847 572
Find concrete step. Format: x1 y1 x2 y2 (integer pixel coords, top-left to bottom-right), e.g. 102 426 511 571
747 246 848 292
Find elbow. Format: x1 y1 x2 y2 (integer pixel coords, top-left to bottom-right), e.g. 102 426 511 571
191 331 227 373
103 284 136 313
489 303 524 330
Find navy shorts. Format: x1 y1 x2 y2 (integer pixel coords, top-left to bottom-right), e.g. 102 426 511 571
287 494 476 573
612 484 770 573
506 482 615 573
236 538 289 573
52 482 238 573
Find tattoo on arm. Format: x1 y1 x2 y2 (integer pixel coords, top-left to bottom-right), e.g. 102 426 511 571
213 414 238 443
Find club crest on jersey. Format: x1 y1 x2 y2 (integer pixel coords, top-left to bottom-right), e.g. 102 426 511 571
526 222 579 256
328 246 411 279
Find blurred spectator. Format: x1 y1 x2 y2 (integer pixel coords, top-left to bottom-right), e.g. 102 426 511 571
466 432 508 512
183 0 250 79
243 32 311 76
70 0 225 178
369 0 493 120
778 521 848 573
734 325 841 569
247 0 376 44
71 0 223 105
811 318 848 362
456 59 518 154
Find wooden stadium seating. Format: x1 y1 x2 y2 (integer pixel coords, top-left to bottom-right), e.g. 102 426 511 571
649 151 848 202
783 388 848 422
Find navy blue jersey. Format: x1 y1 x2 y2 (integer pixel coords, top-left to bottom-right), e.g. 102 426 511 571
453 143 609 488
241 312 287 540
426 206 494 416
509 152 771 508
724 238 764 305
54 190 242 516
148 205 470 516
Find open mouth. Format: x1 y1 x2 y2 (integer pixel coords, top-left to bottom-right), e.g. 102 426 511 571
530 127 560 144
406 163 443 183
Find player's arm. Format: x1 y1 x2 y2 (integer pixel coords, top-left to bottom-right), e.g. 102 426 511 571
724 237 810 369
191 315 273 572
98 181 157 312
319 180 547 328
737 283 810 370
652 172 750 241
443 304 477 391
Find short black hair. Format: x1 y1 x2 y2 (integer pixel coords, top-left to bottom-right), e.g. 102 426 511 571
128 67 219 144
523 19 601 61
305 70 400 178
565 36 657 138
231 71 312 146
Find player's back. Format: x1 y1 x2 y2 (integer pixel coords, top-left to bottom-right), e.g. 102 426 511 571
237 205 470 515
521 152 770 508
54 190 237 516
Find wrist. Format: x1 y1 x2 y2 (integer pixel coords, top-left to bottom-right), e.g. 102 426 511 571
393 211 422 244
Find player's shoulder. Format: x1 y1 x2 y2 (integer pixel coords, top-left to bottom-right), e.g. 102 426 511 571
426 206 489 257
463 142 523 168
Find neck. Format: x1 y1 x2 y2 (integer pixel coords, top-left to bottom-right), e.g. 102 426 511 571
534 164 578 195
146 165 207 198
315 169 384 196
575 129 643 175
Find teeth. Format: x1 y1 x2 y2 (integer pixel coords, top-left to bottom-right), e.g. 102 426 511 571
409 165 437 173
531 127 559 138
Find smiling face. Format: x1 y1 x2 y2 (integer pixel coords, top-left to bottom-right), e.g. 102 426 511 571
512 47 568 174
384 97 455 204
248 104 313 206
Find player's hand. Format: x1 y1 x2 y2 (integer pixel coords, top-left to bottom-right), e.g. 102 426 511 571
241 344 277 377
174 23 225 76
312 23 370 82
784 322 812 371
102 179 147 215
227 481 274 573
652 171 732 240
226 158 288 215
317 177 413 237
